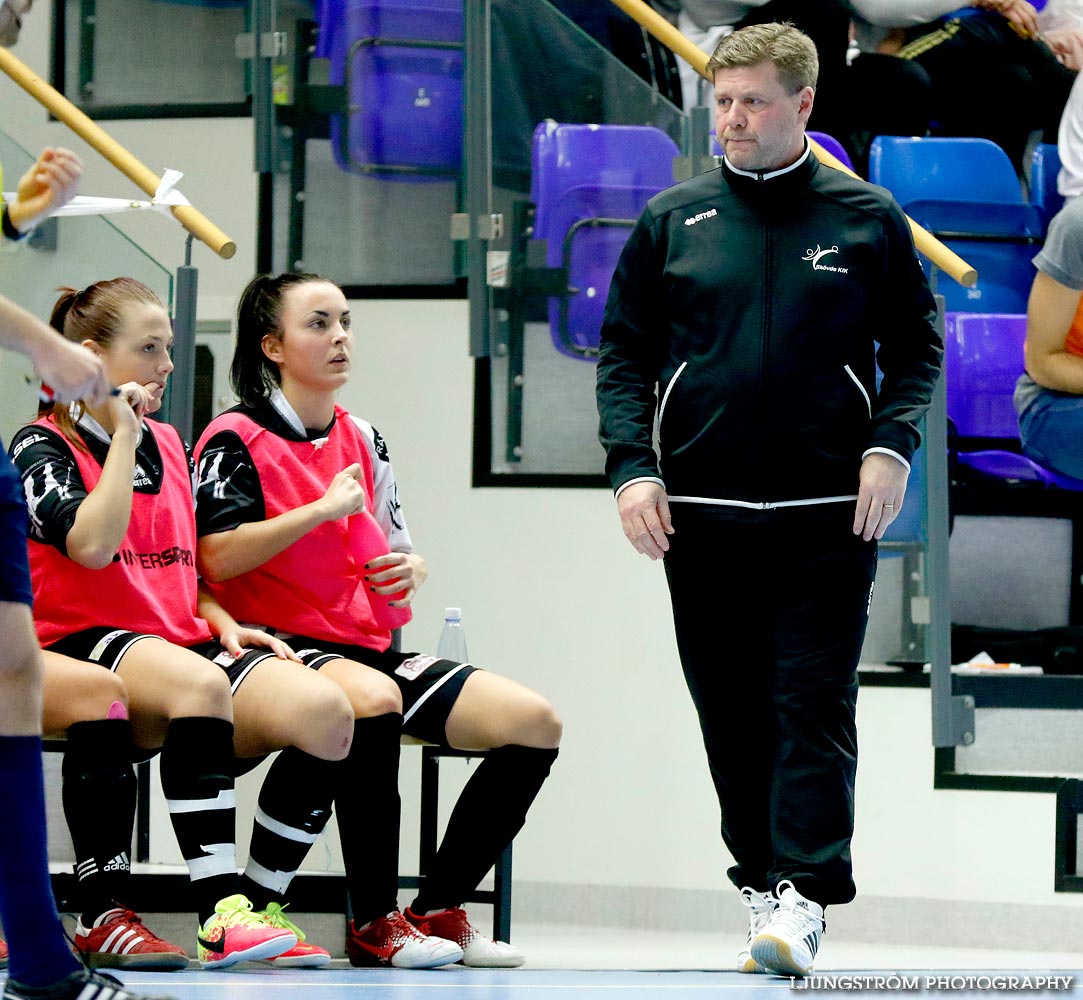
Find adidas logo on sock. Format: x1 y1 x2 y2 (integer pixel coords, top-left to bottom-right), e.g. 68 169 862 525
101 853 130 873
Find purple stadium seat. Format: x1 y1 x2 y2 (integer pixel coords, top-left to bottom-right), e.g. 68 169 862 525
870 137 1043 315
946 312 1083 489
316 0 463 177
807 131 854 171
531 121 679 358
1031 143 1064 232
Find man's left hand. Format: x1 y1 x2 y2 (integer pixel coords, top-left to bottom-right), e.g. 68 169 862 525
853 452 910 541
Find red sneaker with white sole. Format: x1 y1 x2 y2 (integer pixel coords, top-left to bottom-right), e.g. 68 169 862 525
345 910 462 968
75 908 188 971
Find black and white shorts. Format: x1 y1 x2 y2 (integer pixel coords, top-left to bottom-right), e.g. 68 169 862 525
46 627 477 746
45 626 332 690
274 634 478 746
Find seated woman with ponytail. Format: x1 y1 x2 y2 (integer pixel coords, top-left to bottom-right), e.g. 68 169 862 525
193 273 562 969
9 278 360 970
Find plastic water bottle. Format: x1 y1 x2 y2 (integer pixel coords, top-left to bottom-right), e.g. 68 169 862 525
437 607 468 662
346 511 413 630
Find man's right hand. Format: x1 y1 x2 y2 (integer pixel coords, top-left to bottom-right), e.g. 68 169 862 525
616 481 674 560
33 335 109 405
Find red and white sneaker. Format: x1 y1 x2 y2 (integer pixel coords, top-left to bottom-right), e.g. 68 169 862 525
75 908 189 971
196 894 296 969
345 910 463 969
256 903 330 969
0 935 8 968
404 906 524 968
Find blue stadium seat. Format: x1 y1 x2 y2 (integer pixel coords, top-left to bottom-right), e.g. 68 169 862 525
531 121 679 358
315 0 463 177
869 137 1043 315
880 444 925 546
1030 143 1065 232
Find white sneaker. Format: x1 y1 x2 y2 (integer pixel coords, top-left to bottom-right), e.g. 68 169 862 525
736 887 777 973
405 906 525 968
750 880 824 977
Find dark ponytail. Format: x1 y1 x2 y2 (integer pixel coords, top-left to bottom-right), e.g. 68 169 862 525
232 272 326 407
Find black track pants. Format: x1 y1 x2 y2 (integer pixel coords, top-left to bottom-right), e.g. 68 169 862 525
663 503 877 906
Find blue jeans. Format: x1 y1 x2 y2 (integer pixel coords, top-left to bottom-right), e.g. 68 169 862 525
1018 386 1083 480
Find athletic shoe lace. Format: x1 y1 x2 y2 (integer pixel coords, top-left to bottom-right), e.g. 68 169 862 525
102 908 149 932
260 902 307 941
381 910 431 947
770 882 823 936
739 887 776 937
215 894 270 928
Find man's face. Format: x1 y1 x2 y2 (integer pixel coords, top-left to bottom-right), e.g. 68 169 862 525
713 60 813 173
0 0 31 48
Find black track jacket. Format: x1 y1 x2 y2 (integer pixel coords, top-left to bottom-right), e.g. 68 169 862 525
597 143 943 508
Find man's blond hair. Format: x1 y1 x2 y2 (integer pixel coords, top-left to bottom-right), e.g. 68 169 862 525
705 22 818 94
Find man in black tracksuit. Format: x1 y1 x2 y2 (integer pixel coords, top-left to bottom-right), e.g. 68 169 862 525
596 23 941 977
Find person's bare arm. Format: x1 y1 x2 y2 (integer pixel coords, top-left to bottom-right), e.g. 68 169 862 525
0 296 109 403
1023 271 1083 393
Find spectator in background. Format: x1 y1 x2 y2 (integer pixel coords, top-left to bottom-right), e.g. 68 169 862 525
1016 197 1083 479
1038 0 1083 69
1058 63 1083 197
848 0 1076 173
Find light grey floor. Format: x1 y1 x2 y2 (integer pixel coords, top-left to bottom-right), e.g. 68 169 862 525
516 922 1083 971
16 925 1082 1000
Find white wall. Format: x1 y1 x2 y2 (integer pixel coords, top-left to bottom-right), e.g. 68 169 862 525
8 11 1083 944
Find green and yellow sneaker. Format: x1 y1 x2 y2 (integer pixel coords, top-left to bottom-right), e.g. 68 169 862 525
196 893 296 969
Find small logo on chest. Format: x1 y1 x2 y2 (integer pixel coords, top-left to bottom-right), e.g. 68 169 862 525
802 244 848 273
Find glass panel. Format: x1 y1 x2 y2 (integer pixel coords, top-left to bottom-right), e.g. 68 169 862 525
482 0 685 480
270 0 464 288
862 426 930 671
58 0 253 114
0 129 172 445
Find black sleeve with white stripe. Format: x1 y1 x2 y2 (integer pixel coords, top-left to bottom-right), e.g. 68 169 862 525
194 430 266 537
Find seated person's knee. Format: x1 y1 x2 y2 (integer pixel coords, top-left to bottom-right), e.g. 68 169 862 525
534 700 563 748
353 674 402 718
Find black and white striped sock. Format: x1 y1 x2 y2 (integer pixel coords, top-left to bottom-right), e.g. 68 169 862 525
158 716 237 925
238 747 336 910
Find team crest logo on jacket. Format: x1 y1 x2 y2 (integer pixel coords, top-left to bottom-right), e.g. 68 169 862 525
802 244 848 273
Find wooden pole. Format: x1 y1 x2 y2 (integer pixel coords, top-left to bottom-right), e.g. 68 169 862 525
606 0 978 288
0 46 236 260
